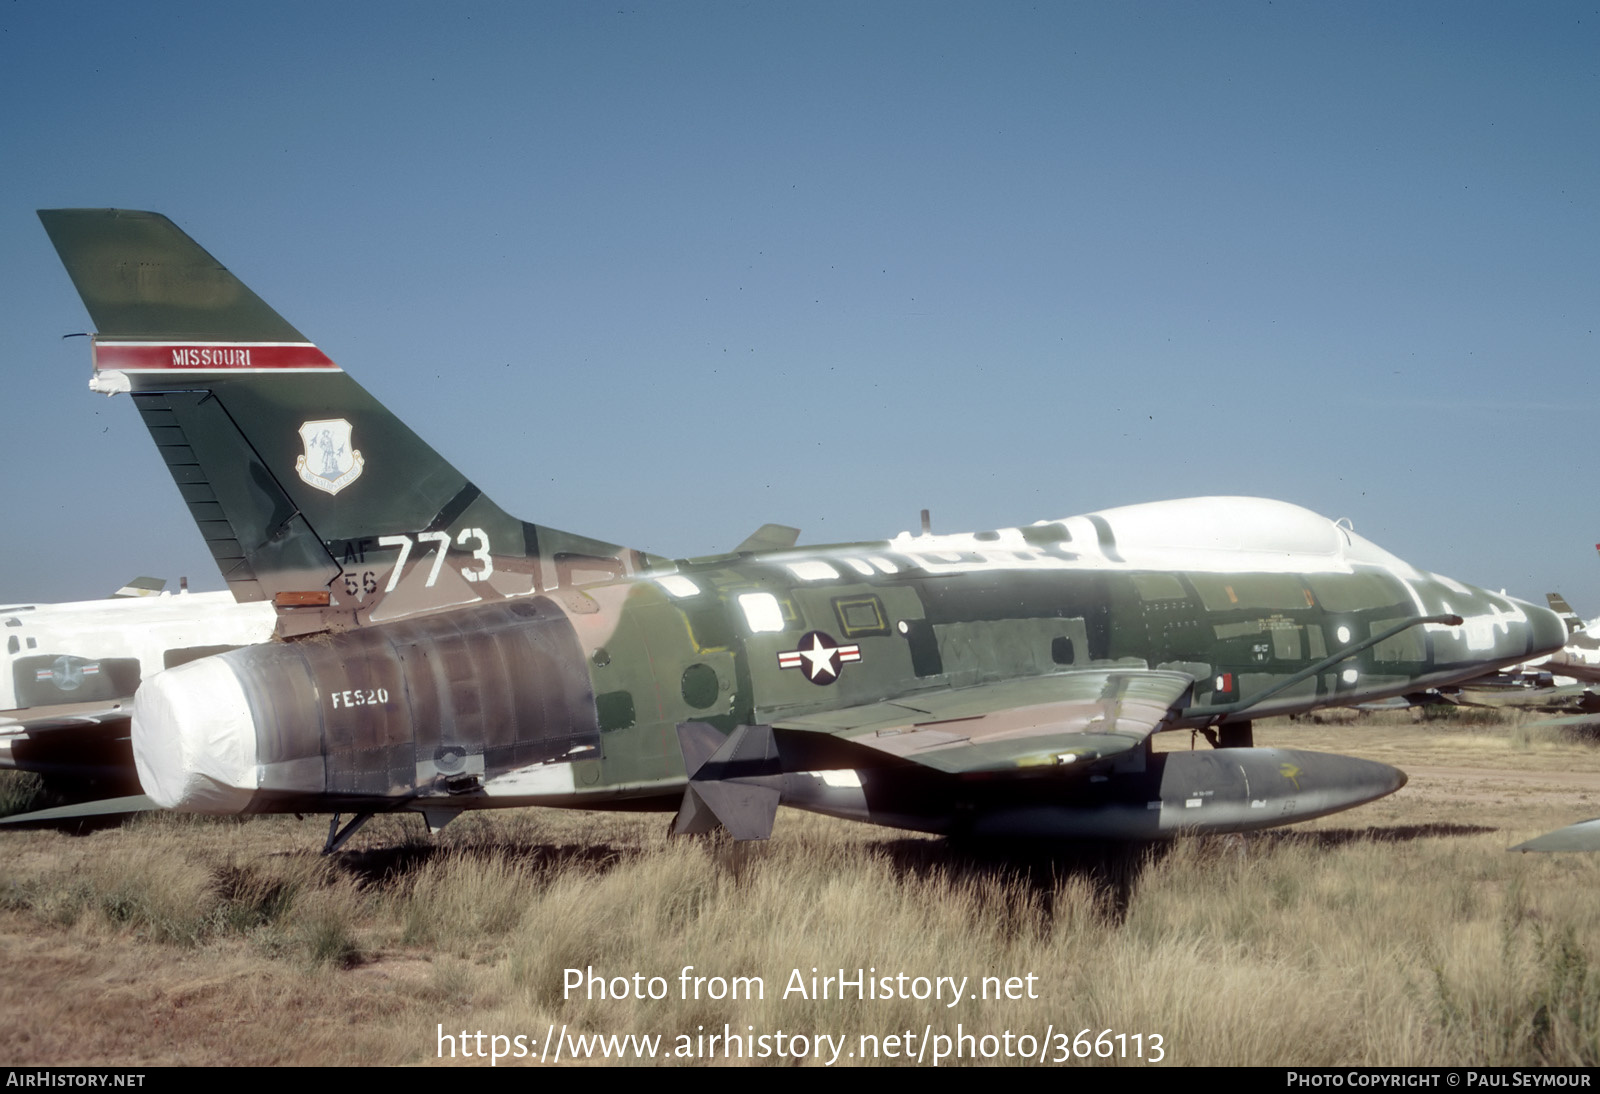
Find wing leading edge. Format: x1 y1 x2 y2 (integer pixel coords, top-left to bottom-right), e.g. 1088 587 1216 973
772 668 1196 774
670 669 1199 840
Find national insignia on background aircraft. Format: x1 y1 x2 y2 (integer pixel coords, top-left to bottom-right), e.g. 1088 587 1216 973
35 209 1570 852
0 579 274 819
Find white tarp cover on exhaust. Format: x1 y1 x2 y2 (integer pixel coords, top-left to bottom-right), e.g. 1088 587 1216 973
132 657 257 813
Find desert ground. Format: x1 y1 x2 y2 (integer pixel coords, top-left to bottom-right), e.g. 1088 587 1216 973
2 710 1597 1067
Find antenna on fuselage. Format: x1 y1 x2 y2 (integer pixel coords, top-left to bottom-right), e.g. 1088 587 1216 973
920 509 931 535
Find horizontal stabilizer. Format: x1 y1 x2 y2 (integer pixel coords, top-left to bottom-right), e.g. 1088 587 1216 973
674 782 780 840
0 794 158 826
675 720 726 779
672 722 783 840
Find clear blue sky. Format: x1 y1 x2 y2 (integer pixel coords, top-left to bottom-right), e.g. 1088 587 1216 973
1 1 1595 607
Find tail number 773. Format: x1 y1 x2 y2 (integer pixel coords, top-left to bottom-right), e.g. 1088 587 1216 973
379 530 494 592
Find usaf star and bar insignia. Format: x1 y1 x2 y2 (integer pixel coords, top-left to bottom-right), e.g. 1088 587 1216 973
777 631 862 685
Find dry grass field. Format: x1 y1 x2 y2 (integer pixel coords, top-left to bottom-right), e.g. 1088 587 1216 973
2 711 1598 1067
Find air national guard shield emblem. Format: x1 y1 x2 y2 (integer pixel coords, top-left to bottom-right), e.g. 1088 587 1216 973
295 419 365 495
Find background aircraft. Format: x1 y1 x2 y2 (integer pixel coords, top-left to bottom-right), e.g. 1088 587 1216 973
1435 590 1600 717
1538 588 1600 686
35 209 1569 851
1502 584 1600 851
0 580 273 811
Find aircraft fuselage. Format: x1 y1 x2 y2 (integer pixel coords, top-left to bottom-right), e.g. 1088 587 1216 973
134 497 1565 837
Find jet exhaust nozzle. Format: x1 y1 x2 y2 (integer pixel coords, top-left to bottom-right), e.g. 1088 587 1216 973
131 599 601 815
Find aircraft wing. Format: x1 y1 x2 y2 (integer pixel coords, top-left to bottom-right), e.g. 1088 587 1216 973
1523 711 1600 732
672 668 1197 839
772 668 1195 774
1 699 132 736
1451 682 1594 709
0 702 138 798
1543 653 1600 685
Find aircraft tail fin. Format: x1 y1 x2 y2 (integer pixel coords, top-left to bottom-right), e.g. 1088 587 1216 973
733 524 801 553
1547 593 1583 635
112 577 166 599
39 210 654 633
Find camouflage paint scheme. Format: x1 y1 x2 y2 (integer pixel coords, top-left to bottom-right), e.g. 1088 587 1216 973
37 210 1569 847
1436 592 1600 730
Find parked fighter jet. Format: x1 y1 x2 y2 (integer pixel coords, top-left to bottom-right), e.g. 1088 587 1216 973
37 209 1569 851
1539 591 1600 685
1 580 273 808
1437 592 1600 713
1502 591 1600 852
